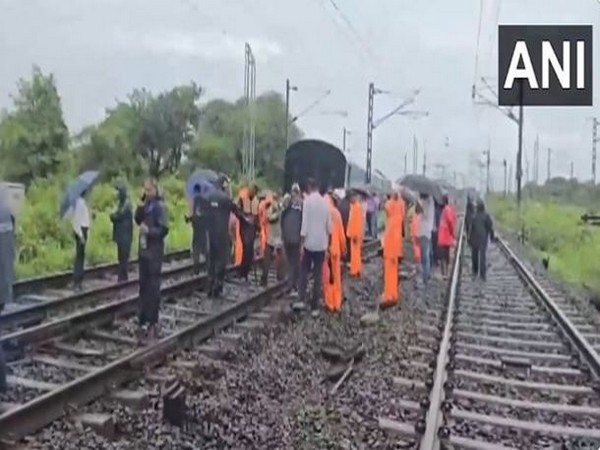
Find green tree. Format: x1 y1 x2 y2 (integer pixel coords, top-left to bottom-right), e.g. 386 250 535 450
78 103 144 181
0 66 69 184
131 83 202 177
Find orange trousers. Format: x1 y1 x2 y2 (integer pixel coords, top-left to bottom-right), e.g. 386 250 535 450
323 255 342 312
234 223 243 265
381 256 399 305
350 239 362 276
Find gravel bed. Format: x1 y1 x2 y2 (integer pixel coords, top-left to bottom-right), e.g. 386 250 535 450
24 257 447 449
0 384 41 404
8 360 85 385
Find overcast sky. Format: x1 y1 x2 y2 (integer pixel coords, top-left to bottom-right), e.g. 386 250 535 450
1 0 599 189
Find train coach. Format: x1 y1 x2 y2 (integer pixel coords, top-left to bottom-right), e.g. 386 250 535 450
283 139 347 194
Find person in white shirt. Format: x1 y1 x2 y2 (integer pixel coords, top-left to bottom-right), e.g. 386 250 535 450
298 178 332 315
72 191 90 291
416 193 435 284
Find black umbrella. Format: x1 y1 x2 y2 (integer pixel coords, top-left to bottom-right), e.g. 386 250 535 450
398 174 444 203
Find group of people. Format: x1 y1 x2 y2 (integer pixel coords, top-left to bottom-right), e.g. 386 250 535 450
0 170 493 394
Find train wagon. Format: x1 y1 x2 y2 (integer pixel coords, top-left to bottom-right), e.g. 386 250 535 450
283 139 346 194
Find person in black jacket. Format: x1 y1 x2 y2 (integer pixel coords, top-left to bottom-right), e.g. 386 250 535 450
134 177 169 342
465 195 475 240
187 184 208 275
205 176 241 297
110 184 133 282
469 199 495 281
281 183 303 294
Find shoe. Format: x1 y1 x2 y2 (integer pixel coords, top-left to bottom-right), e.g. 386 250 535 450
135 325 147 345
311 310 319 318
289 290 299 299
147 325 159 342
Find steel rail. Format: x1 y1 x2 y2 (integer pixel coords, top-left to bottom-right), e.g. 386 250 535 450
419 216 466 450
495 235 600 380
0 260 255 351
13 249 190 296
1 257 204 330
0 239 380 441
0 279 288 440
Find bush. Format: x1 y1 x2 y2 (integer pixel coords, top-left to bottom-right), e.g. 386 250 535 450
488 196 600 291
15 175 192 279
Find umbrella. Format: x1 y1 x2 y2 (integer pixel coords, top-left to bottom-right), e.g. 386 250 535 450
186 169 219 199
399 186 418 204
398 174 443 203
60 171 99 218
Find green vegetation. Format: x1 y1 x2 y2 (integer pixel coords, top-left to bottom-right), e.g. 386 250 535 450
488 194 600 293
1 66 302 279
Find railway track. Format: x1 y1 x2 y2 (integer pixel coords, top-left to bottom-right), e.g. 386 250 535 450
0 240 380 444
13 249 190 298
3 250 193 331
378 221 600 449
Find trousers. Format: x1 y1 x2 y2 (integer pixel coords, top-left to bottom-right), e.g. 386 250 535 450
116 241 131 282
298 249 325 310
471 244 487 280
73 227 88 288
138 252 163 326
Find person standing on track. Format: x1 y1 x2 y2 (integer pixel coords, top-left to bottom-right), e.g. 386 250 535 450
437 194 456 280
411 204 422 265
322 193 346 312
135 177 169 343
110 184 133 282
260 193 284 286
0 198 15 393
237 184 259 281
72 190 90 291
381 191 405 307
417 193 435 285
281 184 303 296
336 190 351 265
346 191 365 277
188 184 208 275
469 199 495 281
205 175 240 297
298 178 331 316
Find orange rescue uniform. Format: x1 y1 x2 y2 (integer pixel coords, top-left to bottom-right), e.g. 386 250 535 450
410 209 421 264
322 195 346 312
381 196 405 305
257 194 273 258
346 200 364 277
234 187 249 266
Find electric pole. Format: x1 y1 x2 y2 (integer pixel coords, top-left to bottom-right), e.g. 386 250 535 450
284 79 299 150
343 127 351 185
516 79 524 207
366 83 374 183
503 159 507 196
413 135 418 173
422 147 427 176
242 43 256 181
547 148 552 182
365 84 426 183
508 163 513 193
483 147 491 194
534 135 539 184
404 153 408 175
593 118 598 184
570 161 574 179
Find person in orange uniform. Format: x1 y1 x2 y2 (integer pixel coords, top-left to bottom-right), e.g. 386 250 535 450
234 186 248 266
410 204 421 264
257 192 274 258
437 194 456 279
346 191 364 277
381 191 405 307
322 193 346 312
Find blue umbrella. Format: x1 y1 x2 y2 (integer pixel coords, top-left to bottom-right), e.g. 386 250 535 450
186 169 219 199
60 171 99 218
